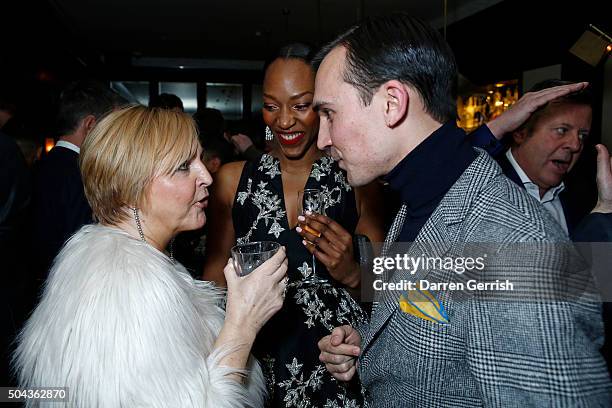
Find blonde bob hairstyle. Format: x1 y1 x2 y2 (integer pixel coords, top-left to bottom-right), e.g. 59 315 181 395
80 105 200 225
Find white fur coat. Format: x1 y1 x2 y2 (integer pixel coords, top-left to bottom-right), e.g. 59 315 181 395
14 224 265 407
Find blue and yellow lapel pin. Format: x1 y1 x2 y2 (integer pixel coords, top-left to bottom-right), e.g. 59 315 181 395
399 289 449 324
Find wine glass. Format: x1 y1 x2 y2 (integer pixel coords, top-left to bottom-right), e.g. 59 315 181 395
231 241 281 276
297 189 328 285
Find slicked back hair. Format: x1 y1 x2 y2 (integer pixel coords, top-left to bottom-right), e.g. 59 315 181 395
314 13 458 123
263 43 316 73
57 80 120 135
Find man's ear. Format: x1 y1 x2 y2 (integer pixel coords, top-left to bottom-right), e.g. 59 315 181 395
381 80 408 128
82 114 97 134
513 128 528 146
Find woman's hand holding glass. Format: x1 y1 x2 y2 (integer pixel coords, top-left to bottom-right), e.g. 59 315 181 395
297 189 328 284
297 213 361 289
223 247 288 337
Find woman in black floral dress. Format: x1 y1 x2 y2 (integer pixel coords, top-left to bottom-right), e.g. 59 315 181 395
203 44 384 407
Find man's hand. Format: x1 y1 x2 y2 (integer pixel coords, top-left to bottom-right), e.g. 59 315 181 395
592 144 612 214
487 82 589 139
229 133 254 154
318 325 362 382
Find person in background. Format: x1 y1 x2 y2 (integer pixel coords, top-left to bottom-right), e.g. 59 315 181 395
471 78 612 246
201 136 233 177
194 107 225 139
15 105 288 407
149 92 184 111
203 43 385 407
193 107 236 168
29 80 121 281
476 80 595 236
469 79 612 246
226 131 265 162
195 106 265 162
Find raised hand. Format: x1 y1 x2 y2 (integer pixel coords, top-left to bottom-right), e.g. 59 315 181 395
229 133 255 154
487 82 589 139
592 144 612 214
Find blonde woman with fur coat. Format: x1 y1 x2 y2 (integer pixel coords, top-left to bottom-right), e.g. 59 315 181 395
14 106 288 407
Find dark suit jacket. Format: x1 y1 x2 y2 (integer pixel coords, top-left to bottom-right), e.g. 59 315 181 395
573 212 612 373
30 145 92 278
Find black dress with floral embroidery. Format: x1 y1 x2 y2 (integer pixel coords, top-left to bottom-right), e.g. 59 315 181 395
232 154 367 408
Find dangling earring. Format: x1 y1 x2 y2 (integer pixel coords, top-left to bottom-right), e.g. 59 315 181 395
169 237 175 263
132 207 145 242
265 126 274 141
133 206 175 263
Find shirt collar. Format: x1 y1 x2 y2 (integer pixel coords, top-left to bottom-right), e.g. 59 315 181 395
55 140 80 154
506 149 565 202
384 121 477 212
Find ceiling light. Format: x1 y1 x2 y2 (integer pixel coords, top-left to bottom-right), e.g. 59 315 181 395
569 24 612 67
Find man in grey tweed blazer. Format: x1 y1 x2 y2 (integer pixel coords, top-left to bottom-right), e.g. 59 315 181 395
313 13 611 407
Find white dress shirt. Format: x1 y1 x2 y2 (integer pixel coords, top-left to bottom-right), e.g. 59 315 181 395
506 149 569 235
55 140 80 154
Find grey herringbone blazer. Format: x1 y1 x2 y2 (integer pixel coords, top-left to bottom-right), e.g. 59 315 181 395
358 150 611 407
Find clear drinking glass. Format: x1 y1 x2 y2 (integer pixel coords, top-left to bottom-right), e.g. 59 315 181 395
297 189 328 285
231 241 281 276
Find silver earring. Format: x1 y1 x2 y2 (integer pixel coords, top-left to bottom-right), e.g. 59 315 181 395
132 207 145 242
169 237 175 263
133 206 175 263
265 126 274 141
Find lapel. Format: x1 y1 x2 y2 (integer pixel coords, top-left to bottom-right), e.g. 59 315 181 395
560 191 579 235
361 149 502 353
497 152 522 187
